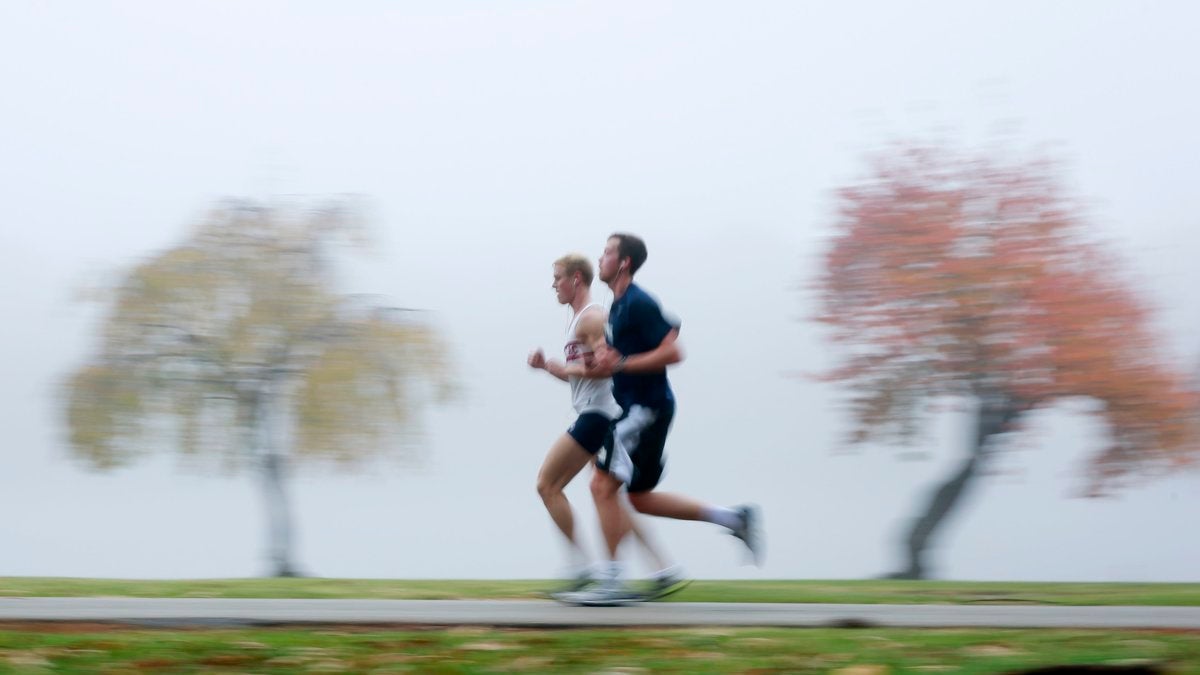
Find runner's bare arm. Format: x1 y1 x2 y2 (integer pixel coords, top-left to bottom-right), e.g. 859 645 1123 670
576 310 609 353
588 328 683 378
528 349 570 382
568 310 609 379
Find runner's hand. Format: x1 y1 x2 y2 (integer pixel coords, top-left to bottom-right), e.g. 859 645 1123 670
527 349 546 370
586 345 622 378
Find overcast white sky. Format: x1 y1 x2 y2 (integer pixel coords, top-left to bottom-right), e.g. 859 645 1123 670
1 1 1197 581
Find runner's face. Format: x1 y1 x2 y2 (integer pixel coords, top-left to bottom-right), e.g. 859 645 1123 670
552 264 574 305
598 238 622 283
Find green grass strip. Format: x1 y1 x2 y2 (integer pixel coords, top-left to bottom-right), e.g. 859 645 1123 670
0 626 1196 673
2 578 1199 605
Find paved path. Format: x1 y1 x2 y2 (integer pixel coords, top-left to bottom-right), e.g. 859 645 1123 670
2 598 1199 629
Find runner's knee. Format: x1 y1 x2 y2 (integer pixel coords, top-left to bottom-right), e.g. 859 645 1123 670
536 472 562 502
590 472 620 501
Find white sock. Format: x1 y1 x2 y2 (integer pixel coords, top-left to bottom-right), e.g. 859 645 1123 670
701 505 742 530
599 560 624 582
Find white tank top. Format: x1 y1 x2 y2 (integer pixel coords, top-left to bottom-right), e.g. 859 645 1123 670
565 304 622 417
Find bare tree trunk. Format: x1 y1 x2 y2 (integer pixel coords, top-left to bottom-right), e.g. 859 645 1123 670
249 386 301 578
260 448 300 577
887 395 1020 580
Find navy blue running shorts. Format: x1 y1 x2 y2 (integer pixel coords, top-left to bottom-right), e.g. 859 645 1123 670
595 402 674 492
567 412 615 456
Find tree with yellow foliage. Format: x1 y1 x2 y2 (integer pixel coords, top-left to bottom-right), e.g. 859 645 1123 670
64 200 455 576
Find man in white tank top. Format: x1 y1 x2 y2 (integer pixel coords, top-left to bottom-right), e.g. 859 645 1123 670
528 253 673 595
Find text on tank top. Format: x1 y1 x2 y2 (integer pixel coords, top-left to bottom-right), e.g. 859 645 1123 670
565 303 620 417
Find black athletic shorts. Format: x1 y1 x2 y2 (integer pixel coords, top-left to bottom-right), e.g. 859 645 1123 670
595 401 674 493
567 412 615 455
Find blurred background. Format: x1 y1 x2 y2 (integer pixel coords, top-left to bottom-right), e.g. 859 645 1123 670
1 1 1196 582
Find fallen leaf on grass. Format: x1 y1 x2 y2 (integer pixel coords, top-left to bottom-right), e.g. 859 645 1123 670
291 647 337 657
6 652 51 667
360 653 419 666
831 665 890 675
61 649 106 656
199 653 263 667
731 637 782 647
507 656 555 669
446 626 490 636
629 638 677 649
962 645 1025 657
1115 641 1167 652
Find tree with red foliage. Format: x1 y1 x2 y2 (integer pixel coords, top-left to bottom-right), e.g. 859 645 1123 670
817 144 1197 579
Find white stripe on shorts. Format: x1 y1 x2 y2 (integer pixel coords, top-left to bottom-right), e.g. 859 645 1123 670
605 405 657 486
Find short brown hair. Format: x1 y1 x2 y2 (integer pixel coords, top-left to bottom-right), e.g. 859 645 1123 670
609 232 648 274
555 253 594 285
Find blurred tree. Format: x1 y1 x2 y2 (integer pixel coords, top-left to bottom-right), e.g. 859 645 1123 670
817 144 1197 579
64 200 455 577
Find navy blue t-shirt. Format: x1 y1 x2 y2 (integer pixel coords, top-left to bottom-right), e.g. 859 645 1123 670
607 283 680 409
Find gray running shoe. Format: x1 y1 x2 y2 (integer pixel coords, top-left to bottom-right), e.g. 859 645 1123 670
645 565 691 601
558 578 640 607
730 504 764 566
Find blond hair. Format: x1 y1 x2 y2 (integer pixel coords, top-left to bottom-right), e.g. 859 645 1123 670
554 253 594 285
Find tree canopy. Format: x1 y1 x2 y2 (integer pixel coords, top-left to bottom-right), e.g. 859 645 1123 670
818 144 1196 491
63 200 456 575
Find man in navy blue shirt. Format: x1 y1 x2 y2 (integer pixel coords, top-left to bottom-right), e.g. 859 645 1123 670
571 233 763 605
